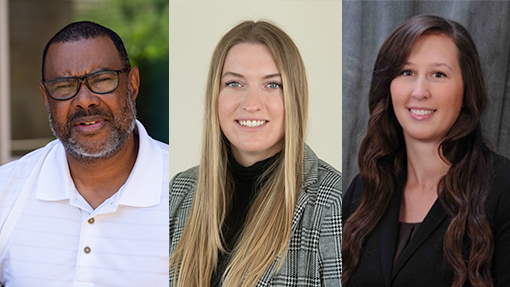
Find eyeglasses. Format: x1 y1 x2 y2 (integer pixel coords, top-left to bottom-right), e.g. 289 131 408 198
43 68 130 100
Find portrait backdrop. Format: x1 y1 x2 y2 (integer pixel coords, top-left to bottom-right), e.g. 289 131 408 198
343 1 510 190
169 1 342 178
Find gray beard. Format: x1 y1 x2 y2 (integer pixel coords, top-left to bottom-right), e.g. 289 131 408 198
48 90 137 163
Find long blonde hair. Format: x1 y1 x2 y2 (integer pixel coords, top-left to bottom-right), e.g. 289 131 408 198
170 20 308 287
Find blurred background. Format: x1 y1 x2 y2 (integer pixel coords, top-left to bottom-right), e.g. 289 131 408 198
0 0 169 165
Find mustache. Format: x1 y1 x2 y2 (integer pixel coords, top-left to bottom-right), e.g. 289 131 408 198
68 107 114 124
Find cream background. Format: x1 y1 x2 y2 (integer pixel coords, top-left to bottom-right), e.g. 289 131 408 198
169 1 341 178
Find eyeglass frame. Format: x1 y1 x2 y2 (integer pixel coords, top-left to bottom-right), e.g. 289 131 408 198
42 67 131 101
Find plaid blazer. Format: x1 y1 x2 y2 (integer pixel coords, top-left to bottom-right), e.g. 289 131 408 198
169 145 342 286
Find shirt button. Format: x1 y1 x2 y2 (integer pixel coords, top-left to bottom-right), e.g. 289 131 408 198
84 246 91 254
88 218 95 224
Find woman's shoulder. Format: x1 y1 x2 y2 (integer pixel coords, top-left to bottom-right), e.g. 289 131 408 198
486 153 510 199
302 145 342 207
170 166 199 197
342 174 364 221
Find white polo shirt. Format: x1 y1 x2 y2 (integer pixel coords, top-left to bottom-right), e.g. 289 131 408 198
0 120 169 287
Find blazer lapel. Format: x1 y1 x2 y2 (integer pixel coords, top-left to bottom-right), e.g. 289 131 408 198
379 181 403 287
391 198 448 279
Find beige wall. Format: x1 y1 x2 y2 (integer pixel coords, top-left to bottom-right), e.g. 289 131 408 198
169 1 342 177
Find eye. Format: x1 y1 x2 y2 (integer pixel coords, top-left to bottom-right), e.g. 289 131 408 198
432 71 447 78
226 81 241 88
267 82 282 89
400 70 413 76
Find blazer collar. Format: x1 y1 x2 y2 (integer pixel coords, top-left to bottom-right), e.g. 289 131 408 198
378 176 448 285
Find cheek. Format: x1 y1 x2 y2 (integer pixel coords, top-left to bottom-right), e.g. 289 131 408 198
48 101 69 120
389 79 406 106
217 93 237 129
267 94 285 123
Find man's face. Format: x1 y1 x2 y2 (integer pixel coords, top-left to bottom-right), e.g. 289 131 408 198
39 36 139 161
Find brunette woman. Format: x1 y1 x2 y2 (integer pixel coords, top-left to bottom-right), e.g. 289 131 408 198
170 21 341 287
343 15 510 287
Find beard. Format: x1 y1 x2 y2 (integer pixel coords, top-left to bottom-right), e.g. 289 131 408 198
48 90 137 162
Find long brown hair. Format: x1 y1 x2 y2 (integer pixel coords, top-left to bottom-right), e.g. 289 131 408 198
170 20 308 287
342 14 494 287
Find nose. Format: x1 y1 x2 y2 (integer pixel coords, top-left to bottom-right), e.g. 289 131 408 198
241 87 263 112
72 81 100 109
411 77 430 100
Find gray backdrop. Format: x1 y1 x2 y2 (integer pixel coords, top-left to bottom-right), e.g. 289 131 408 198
343 1 510 190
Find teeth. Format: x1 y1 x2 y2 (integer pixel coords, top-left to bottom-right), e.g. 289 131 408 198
238 120 266 127
410 109 434 116
82 121 98 125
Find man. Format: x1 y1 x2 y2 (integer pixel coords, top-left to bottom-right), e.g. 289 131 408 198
0 21 168 286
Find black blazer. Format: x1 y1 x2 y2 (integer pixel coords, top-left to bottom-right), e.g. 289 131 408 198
342 155 510 287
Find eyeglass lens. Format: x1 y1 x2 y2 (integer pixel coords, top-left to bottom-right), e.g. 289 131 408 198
46 70 120 100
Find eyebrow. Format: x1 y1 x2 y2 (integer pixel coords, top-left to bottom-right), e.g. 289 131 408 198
221 72 282 79
404 62 454 71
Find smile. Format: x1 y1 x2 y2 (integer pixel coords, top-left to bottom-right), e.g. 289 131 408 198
80 120 99 126
237 120 266 127
409 108 435 116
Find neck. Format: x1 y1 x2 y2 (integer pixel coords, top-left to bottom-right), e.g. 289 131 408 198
404 139 450 191
66 132 139 209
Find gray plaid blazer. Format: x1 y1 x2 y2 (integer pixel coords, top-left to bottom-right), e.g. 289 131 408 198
169 145 342 286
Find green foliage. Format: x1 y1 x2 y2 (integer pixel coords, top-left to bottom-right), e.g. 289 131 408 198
73 0 169 67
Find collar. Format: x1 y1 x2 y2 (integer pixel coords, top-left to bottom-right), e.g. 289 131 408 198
37 120 163 208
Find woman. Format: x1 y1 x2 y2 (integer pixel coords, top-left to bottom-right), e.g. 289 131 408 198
169 21 341 287
342 14 510 287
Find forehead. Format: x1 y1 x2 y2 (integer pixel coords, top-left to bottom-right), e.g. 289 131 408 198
223 43 279 74
44 36 124 79
408 33 459 64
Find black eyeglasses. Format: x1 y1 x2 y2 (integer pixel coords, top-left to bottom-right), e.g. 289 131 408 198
43 68 130 100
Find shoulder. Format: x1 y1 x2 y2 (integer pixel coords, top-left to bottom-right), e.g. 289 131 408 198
342 174 363 221
169 166 199 217
0 141 59 186
302 145 342 210
315 159 342 208
487 154 510 204
491 154 510 187
170 166 199 196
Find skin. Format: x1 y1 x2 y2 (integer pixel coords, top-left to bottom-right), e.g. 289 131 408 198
218 43 285 167
389 33 464 222
38 36 140 209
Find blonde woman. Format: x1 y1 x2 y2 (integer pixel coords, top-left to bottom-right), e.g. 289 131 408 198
169 21 341 287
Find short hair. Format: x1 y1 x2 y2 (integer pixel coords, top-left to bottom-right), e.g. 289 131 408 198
41 21 130 80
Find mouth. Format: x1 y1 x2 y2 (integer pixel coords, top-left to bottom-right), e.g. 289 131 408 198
237 120 267 128
409 108 435 116
72 116 107 133
79 120 101 126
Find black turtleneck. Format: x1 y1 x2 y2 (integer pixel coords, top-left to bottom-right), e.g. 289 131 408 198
211 152 279 287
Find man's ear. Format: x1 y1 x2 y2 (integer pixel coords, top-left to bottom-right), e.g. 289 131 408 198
39 81 50 112
127 66 140 101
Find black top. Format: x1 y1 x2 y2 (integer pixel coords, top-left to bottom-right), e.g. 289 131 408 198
342 154 510 287
394 222 420 266
211 153 279 287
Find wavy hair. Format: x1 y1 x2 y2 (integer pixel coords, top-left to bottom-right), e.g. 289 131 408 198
170 20 308 287
342 15 494 287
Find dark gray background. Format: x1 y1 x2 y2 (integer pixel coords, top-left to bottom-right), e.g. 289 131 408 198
343 1 510 190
